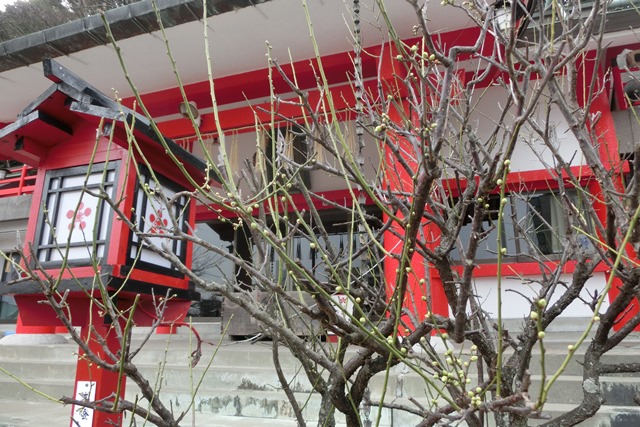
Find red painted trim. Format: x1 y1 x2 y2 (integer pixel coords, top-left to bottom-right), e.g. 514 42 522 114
573 53 639 330
108 123 206 186
577 52 621 170
127 26 492 124
15 313 56 333
196 188 374 221
126 50 379 120
434 260 609 279
115 268 189 290
159 80 368 138
108 161 138 267
161 105 356 139
22 166 47 258
606 272 640 329
381 96 435 331
605 42 640 74
71 317 126 427
440 166 597 198
0 166 36 198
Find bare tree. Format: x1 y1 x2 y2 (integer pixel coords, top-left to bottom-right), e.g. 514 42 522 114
4 0 640 426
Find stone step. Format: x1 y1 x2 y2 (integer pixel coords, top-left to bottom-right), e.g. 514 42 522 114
2 327 640 426
1 374 639 427
0 399 342 427
0 342 77 362
1 397 638 427
2 366 638 411
0 377 75 402
529 404 640 427
109 387 640 426
2 341 639 392
2 326 639 360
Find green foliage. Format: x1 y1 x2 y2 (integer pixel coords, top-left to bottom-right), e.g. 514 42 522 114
0 0 72 42
0 0 137 42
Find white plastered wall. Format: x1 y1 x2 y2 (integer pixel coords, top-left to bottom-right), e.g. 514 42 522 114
463 84 584 174
471 272 610 320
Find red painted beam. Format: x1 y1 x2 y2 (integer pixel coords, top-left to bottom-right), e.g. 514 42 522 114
125 26 489 120
196 188 374 222
158 79 374 138
126 49 378 120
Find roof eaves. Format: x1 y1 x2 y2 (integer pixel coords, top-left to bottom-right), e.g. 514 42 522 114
0 0 270 73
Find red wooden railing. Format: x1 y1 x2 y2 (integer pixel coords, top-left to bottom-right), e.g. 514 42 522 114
0 165 36 198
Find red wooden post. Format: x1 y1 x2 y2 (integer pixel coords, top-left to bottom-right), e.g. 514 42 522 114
70 319 126 427
575 51 639 331
379 47 434 335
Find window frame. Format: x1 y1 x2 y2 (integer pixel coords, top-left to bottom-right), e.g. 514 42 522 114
126 168 190 278
34 162 117 268
450 188 595 264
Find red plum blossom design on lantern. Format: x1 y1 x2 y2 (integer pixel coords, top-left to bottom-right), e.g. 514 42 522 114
66 202 92 230
149 210 168 234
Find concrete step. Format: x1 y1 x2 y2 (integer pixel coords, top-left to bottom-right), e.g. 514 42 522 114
123 387 640 426
0 377 74 402
3 349 639 407
3 342 639 392
2 370 638 425
1 348 638 384
1 327 640 426
1 371 640 426
529 404 640 427
0 399 342 427
0 398 639 427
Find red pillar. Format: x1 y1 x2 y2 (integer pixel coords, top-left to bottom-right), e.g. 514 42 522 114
577 51 638 330
70 321 126 427
379 45 449 334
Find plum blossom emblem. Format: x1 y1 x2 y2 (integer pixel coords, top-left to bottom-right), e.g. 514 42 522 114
66 202 92 230
148 210 168 234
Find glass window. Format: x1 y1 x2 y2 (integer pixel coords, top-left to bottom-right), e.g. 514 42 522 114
451 189 593 262
0 295 17 321
451 195 517 261
1 252 20 282
257 217 382 292
188 223 234 317
516 190 594 256
192 223 235 283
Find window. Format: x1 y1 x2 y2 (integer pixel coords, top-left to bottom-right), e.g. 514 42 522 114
258 215 383 293
36 163 116 265
452 189 593 262
452 195 517 261
0 295 17 320
128 171 189 275
206 211 383 294
0 252 19 321
515 190 594 256
1 252 20 282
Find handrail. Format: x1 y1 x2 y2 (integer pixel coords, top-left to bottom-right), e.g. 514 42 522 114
0 165 36 198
